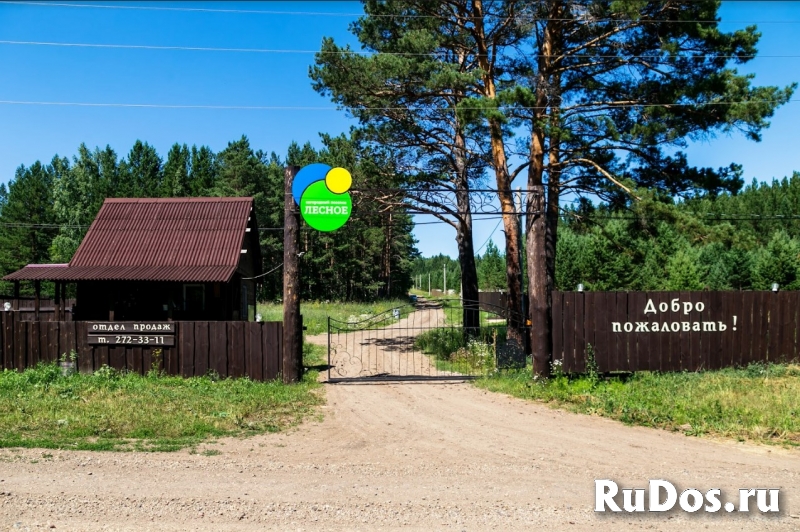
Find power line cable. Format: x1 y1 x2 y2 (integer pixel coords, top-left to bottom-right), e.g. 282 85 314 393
474 219 503 254
0 99 795 110
6 1 800 23
1 40 797 59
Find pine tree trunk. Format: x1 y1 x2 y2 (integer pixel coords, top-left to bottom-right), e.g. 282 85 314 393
472 0 524 343
453 126 480 331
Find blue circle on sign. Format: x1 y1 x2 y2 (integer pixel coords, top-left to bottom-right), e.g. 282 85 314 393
292 163 331 205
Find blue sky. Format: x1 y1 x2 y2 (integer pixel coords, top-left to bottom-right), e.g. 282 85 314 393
1 1 798 258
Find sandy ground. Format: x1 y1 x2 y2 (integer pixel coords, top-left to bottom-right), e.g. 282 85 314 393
0 307 799 531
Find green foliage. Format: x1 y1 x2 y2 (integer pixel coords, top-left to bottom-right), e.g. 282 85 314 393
415 326 505 371
1 134 418 301
0 362 323 451
477 363 800 446
410 254 461 293
476 240 506 291
555 175 800 291
257 299 413 336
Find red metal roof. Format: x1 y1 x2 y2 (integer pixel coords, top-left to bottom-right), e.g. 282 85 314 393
3 264 69 281
4 197 255 282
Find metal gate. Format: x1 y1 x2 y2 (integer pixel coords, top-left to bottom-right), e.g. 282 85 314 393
326 297 528 382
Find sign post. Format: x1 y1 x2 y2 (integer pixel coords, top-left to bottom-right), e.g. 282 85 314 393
283 166 302 383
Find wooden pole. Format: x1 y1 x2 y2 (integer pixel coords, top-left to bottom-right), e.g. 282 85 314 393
12 281 19 311
282 165 302 383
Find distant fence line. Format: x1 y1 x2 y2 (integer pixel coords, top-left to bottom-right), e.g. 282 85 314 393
0 298 75 322
553 291 800 373
0 313 283 381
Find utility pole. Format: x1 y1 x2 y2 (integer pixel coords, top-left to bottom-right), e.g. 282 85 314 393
428 273 431 295
283 165 302 383
443 264 447 294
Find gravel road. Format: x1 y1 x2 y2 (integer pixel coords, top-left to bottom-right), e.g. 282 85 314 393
0 307 798 531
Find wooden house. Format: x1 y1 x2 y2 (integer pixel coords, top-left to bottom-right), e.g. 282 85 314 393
4 197 262 321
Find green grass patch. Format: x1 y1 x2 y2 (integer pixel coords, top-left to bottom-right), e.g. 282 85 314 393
258 299 414 335
475 363 800 446
0 357 324 452
415 327 506 374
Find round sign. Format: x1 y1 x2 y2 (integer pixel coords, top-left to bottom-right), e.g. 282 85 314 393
299 180 352 232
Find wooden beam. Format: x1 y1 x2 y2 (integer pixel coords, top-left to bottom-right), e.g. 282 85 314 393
54 281 61 322
34 280 41 321
282 166 302 383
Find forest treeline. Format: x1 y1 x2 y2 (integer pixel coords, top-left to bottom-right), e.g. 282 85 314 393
0 135 417 301
412 173 800 294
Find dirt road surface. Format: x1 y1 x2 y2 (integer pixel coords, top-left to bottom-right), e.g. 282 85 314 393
1 307 799 531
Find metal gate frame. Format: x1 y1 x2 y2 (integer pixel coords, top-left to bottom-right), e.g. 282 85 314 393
326 297 528 383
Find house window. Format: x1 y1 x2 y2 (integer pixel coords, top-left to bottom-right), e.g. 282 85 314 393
184 284 205 311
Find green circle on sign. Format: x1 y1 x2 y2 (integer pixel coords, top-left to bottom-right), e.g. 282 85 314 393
300 180 352 232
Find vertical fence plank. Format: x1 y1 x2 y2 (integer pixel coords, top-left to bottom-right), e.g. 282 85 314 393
687 292 702 370
28 321 40 368
777 291 793 363
131 346 143 376
739 291 755 367
210 321 227 378
264 322 281 380
756 292 771 364
708 292 732 369
60 322 75 363
551 291 563 365
593 292 611 373
644 292 660 372
179 322 195 378
562 293 575 372
627 292 644 371
2 313 13 370
14 321 26 371
606 293 620 372
194 322 209 377
76 323 92 373
717 291 732 370
246 322 263 381
791 292 800 363
142 347 154 375
228 321 245 378
573 291 585 373
746 291 761 366
581 292 594 373
109 344 126 372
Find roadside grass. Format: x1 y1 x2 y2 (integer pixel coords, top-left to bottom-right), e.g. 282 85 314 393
475 363 800 447
415 326 507 374
0 347 325 452
258 299 413 335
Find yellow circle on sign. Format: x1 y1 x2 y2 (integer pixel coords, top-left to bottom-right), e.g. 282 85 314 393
325 167 352 194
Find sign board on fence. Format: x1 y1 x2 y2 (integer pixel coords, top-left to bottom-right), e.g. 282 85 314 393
86 322 176 334
552 291 800 374
87 335 175 346
86 322 176 346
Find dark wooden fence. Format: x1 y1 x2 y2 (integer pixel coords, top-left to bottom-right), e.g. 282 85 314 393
0 313 283 381
553 291 800 373
0 298 75 321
